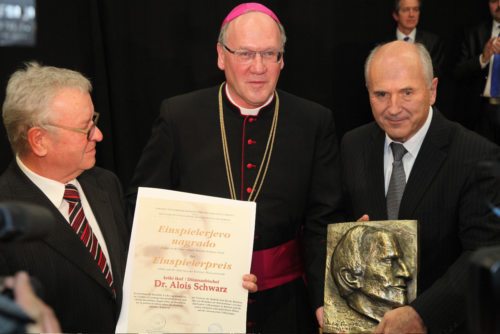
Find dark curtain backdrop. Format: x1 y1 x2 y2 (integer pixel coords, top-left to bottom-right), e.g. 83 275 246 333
0 0 491 187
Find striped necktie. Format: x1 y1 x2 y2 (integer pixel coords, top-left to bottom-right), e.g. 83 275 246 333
64 184 114 289
490 27 500 97
386 143 408 220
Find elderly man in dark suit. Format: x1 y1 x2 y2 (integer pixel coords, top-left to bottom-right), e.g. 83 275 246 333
0 62 130 332
454 0 500 145
341 41 500 333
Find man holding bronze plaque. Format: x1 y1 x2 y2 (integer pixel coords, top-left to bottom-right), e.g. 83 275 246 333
340 41 500 333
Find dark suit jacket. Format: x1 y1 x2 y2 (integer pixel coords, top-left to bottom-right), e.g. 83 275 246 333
416 29 445 77
0 162 130 333
454 21 493 127
454 21 492 89
341 110 500 333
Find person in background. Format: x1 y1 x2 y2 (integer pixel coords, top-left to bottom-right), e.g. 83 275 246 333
391 0 444 77
454 0 500 145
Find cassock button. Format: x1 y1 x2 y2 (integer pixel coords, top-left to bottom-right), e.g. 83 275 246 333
248 298 256 304
246 187 253 194
246 163 256 169
247 139 256 145
247 321 255 328
248 117 256 123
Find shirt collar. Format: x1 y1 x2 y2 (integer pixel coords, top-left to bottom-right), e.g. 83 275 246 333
224 84 274 116
385 106 433 158
396 28 417 42
16 156 76 208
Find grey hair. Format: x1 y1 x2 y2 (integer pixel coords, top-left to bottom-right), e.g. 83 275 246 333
217 12 287 49
2 61 92 155
364 42 434 88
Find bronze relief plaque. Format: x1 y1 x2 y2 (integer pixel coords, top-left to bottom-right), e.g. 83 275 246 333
323 220 418 333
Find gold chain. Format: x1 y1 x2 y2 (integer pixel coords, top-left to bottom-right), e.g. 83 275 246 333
218 83 279 201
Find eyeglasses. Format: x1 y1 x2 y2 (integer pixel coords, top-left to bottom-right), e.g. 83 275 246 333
46 112 100 140
222 44 283 64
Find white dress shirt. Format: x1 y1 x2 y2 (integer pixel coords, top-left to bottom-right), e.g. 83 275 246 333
16 156 112 272
397 28 417 43
384 107 433 194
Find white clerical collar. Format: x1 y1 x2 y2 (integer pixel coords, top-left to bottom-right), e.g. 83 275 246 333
16 156 77 209
225 84 274 116
385 106 433 158
396 28 417 43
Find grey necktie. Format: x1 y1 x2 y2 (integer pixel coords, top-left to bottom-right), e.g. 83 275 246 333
387 143 408 220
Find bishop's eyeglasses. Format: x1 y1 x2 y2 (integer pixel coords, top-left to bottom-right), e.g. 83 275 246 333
46 112 100 140
222 44 283 64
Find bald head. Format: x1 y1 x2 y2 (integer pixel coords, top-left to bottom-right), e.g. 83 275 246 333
365 41 434 89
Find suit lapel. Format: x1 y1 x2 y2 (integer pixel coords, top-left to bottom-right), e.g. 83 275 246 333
399 110 450 218
366 125 388 219
7 164 115 297
479 21 493 50
415 30 423 44
78 172 123 299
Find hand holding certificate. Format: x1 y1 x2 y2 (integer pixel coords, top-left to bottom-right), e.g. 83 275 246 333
116 187 256 333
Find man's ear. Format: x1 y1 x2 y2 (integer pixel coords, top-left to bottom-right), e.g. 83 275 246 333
217 43 225 71
429 77 438 106
392 12 399 23
27 127 48 157
340 268 362 289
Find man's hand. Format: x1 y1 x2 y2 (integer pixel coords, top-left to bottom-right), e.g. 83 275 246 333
316 306 324 328
357 214 370 222
374 306 426 334
494 37 500 58
242 274 258 293
481 37 500 63
4 271 61 333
